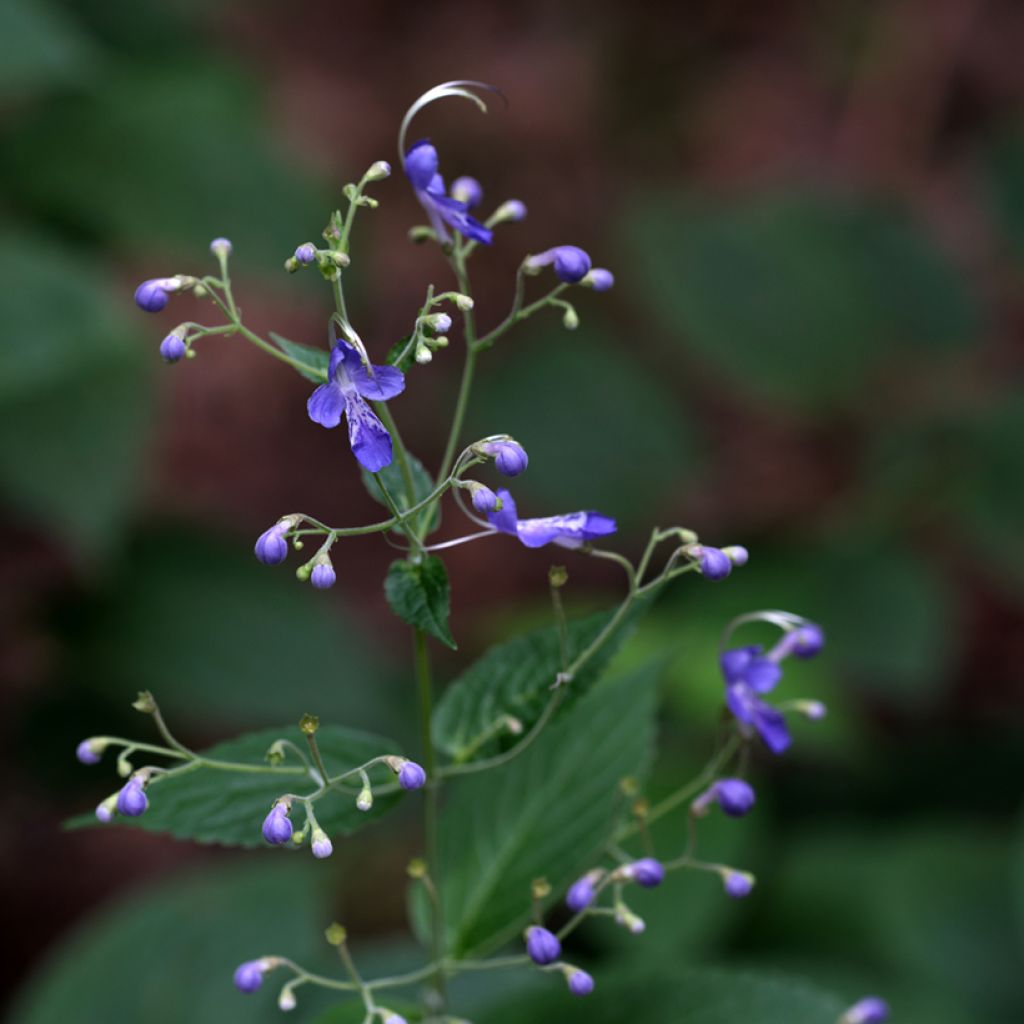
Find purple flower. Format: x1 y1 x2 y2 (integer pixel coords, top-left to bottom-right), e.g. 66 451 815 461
262 802 293 845
255 522 290 566
210 237 233 255
626 857 665 888
398 760 427 790
584 268 614 292
483 440 529 477
721 645 790 755
566 969 595 996
403 140 492 245
294 243 317 265
566 876 597 913
525 925 561 965
310 563 337 590
487 489 617 550
722 869 754 898
525 246 592 284
695 778 756 818
76 739 102 765
233 960 266 994
451 176 483 208
696 546 732 581
307 339 406 473
791 623 825 658
471 484 501 514
723 544 749 567
841 997 890 1024
116 778 148 817
134 277 180 313
311 829 333 859
159 333 186 363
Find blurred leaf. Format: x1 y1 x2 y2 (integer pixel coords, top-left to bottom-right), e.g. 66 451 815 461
69 723 402 847
432 597 653 760
0 233 154 555
384 557 456 649
468 329 696 527
60 528 392 728
0 0 98 98
269 331 330 383
986 128 1024 270
440 665 658 957
9 859 342 1024
483 967 843 1024
362 452 441 536
2 63 328 263
626 192 979 410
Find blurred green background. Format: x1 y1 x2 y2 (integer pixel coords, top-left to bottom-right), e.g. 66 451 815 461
1 0 1022 1021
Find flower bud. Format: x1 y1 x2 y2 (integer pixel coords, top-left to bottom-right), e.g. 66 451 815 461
524 246 592 284
624 857 664 888
414 341 433 364
424 312 452 334
840 997 890 1024
311 828 333 859
795 699 827 721
310 561 337 590
294 243 317 265
566 968 594 997
722 545 749 567
695 545 732 581
210 237 233 256
493 199 527 224
159 331 187 363
233 959 268 994
134 277 180 313
721 868 755 898
581 268 614 292
693 778 756 818
95 795 117 823
566 871 601 913
792 622 825 658
382 1014 408 1024
356 785 373 811
561 305 579 330
366 160 392 181
470 484 501 514
483 439 528 477
454 293 475 311
262 801 293 845
255 522 291 566
116 777 149 817
524 925 561 965
451 176 483 208
614 905 646 934
76 738 105 765
397 760 427 791
278 986 297 1011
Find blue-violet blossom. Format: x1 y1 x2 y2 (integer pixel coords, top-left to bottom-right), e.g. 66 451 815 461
310 562 337 590
116 778 148 817
76 739 102 765
525 925 561 965
233 960 266 994
487 489 617 550
262 801 293 845
625 857 665 888
841 997 890 1024
307 339 406 472
159 332 186 363
134 277 182 313
483 439 529 476
525 246 592 284
403 140 492 245
567 969 595 996
694 778 756 818
722 869 755 899
398 760 427 790
255 521 291 566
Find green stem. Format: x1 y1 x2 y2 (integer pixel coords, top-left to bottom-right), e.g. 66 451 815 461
437 248 478 482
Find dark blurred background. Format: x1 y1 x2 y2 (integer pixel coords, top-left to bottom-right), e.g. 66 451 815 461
1 1 1022 1021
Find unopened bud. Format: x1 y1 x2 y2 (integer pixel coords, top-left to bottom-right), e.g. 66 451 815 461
299 713 319 735
324 922 347 946
531 877 551 900
454 293 474 311
278 986 297 1012
493 199 527 224
561 305 579 330
365 160 392 181
356 786 373 811
549 565 569 588
311 828 333 859
132 691 156 714
407 858 427 879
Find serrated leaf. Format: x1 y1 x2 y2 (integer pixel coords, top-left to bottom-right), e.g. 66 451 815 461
361 452 441 535
386 333 416 372
432 596 654 760
269 331 329 382
68 723 403 848
384 557 456 649
440 665 659 957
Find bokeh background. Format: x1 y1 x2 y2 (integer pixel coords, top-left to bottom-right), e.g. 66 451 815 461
2 0 1023 1021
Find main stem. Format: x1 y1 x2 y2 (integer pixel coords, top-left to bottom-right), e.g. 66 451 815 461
413 628 446 1007
437 246 477 482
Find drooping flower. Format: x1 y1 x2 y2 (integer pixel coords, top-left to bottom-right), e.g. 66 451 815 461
566 968 595 996
233 960 267 994
255 521 292 566
721 868 755 898
310 828 333 859
262 801 293 845
159 332 186 363
487 489 617 550
134 277 183 313
397 760 427 791
482 439 529 476
693 778 756 818
306 339 406 472
695 545 733 580
840 997 890 1024
403 140 492 245
310 562 337 590
76 739 104 765
624 857 665 888
116 778 148 817
470 483 501 514
524 246 592 284
566 873 599 913
525 925 561 965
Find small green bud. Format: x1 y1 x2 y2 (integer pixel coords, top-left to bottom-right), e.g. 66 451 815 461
299 713 319 736
330 251 351 268
266 740 287 766
278 987 297 1012
407 858 427 879
426 335 449 351
185 349 198 360
454 293 474 311
365 160 392 182
531 877 551 900
295 562 313 583
324 922 347 946
356 195 379 209
408 226 436 244
503 715 523 736
193 283 208 298
116 753 133 778
342 184 358 202
132 691 156 714
548 565 569 588
356 785 373 812
284 257 300 273
415 341 433 365
561 305 579 330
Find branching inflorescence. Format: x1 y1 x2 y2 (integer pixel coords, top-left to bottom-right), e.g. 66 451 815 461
76 81 888 1024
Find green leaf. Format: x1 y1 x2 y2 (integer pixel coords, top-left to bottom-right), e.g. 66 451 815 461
468 328 696 529
386 333 416 372
69 723 402 848
625 191 980 411
440 665 659 957
986 129 1024 271
483 967 844 1024
384 557 456 649
8 859 342 1024
59 527 393 729
361 451 441 535
269 332 329 382
432 596 654 760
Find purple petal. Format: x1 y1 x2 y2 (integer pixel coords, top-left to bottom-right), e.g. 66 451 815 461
581 512 617 540
725 681 758 727
487 489 518 534
720 645 761 684
753 702 791 754
352 363 406 401
517 517 566 548
307 381 346 428
404 140 438 191
345 395 393 472
745 657 783 693
425 192 493 245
